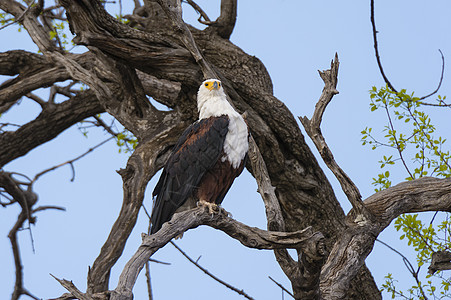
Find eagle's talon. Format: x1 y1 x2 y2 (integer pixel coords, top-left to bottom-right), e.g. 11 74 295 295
198 200 219 215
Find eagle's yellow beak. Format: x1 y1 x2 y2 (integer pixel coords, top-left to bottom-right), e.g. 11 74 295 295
204 80 221 91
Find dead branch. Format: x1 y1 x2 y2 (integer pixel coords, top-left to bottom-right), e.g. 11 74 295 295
111 206 322 300
185 0 215 25
144 261 153 300
32 137 114 184
268 276 295 299
50 274 94 300
299 54 371 221
170 241 255 300
9 211 30 300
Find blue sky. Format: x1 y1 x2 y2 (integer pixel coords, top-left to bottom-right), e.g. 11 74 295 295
1 1 451 299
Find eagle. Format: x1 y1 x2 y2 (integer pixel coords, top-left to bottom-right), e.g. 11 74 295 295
150 79 249 234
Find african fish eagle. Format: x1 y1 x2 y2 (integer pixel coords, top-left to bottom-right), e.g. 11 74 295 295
150 79 249 234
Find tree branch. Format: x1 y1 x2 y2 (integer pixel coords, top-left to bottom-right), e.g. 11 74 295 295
365 177 451 226
299 54 371 221
370 0 446 103
51 274 94 300
0 90 103 168
31 137 114 184
268 276 295 299
112 206 321 300
170 241 255 300
0 66 69 107
0 0 55 52
185 0 215 25
428 250 451 274
214 0 237 39
320 177 451 298
155 0 218 79
8 211 30 300
87 121 188 294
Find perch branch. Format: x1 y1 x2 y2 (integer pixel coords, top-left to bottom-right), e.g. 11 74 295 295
112 206 321 300
299 54 371 221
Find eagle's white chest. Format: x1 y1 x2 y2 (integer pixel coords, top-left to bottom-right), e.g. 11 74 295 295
198 95 248 169
222 114 248 168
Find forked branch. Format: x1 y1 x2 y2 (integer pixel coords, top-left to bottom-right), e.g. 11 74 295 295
299 54 371 221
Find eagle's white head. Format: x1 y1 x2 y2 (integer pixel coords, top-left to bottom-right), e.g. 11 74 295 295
197 78 249 168
197 79 234 120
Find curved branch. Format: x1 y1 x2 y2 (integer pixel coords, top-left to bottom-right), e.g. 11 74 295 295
365 177 451 226
0 66 69 107
371 0 445 102
320 177 451 298
215 0 237 39
419 49 445 101
0 0 57 52
185 0 215 25
370 0 397 93
0 90 104 168
112 206 322 300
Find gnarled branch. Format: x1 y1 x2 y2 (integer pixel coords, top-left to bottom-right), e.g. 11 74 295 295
112 206 322 300
299 54 371 221
320 177 451 298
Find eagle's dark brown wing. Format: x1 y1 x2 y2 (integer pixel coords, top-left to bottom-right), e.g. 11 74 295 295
150 115 229 234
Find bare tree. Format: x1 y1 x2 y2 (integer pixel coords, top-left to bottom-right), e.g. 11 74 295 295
1 1 450 299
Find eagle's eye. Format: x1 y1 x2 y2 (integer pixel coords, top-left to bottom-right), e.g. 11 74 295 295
218 82 221 87
205 83 209 87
